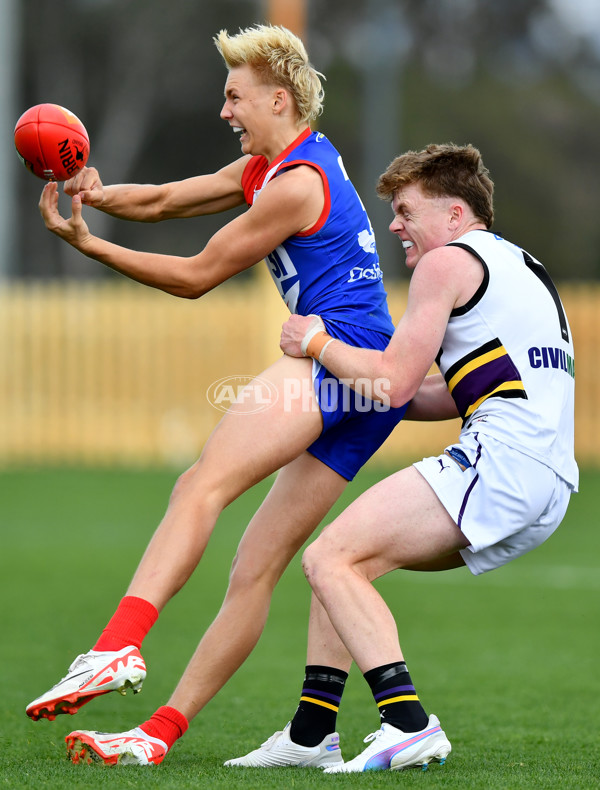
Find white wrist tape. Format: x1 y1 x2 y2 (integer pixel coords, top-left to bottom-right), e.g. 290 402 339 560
318 338 335 364
301 315 326 356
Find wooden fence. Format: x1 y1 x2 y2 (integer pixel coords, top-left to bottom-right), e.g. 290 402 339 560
0 278 597 468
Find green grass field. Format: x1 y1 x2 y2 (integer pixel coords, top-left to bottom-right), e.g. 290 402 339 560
1 465 599 789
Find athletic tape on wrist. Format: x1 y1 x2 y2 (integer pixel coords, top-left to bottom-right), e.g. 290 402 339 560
318 338 335 364
306 331 334 361
300 316 326 356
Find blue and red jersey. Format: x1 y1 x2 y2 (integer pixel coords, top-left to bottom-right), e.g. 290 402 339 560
241 128 395 336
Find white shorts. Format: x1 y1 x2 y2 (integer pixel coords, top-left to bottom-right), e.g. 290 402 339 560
414 432 573 575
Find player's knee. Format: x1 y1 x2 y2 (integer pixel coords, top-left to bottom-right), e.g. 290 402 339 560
227 549 285 594
167 461 224 516
169 464 195 501
301 539 330 591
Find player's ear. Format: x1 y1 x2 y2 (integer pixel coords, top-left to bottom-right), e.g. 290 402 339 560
272 88 288 114
449 202 463 227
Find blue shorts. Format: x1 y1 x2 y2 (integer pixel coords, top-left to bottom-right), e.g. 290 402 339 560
307 319 407 481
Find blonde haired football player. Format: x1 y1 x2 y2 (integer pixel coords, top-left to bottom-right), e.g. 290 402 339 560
214 25 324 124
28 23 407 768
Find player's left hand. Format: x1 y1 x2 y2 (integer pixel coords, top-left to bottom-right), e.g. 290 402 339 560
280 314 324 357
39 182 93 251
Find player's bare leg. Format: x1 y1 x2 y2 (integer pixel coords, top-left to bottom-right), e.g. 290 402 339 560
64 452 350 767
220 499 354 769
306 591 352 671
303 466 469 672
28 354 326 721
219 592 353 768
167 450 348 719
126 354 324 610
301 467 467 773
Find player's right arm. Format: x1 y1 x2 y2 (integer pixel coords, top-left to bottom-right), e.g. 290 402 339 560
280 246 478 408
40 163 324 299
63 157 251 221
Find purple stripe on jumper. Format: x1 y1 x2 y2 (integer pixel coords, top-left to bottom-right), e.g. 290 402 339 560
452 354 523 417
374 685 415 701
302 688 342 704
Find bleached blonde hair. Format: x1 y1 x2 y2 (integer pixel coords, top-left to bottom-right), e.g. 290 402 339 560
214 24 324 123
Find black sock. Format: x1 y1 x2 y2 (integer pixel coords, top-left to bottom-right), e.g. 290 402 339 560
364 661 429 733
289 665 348 747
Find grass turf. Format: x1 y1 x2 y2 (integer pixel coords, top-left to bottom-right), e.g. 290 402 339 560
1 465 599 789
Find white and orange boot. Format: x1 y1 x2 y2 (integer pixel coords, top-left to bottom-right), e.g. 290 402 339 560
26 645 146 720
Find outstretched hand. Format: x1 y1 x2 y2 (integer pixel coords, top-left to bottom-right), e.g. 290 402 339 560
63 166 105 207
39 182 92 251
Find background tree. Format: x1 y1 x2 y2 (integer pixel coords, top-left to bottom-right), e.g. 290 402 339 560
12 0 600 280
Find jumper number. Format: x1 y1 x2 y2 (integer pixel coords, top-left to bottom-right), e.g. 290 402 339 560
523 252 569 343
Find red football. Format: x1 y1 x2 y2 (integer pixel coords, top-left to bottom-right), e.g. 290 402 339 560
14 103 90 181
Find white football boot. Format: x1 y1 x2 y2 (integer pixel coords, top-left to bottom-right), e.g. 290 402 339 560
26 645 146 720
224 721 343 768
324 714 451 773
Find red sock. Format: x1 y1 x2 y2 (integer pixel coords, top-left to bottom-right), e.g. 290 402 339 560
139 706 189 750
93 596 159 652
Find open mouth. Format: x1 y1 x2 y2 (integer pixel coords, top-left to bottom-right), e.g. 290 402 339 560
402 240 414 250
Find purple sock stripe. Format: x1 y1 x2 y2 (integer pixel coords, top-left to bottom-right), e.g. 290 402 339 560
374 685 415 701
302 687 343 704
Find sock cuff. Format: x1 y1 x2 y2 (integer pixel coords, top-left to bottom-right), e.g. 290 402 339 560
121 595 160 622
139 705 189 749
93 596 159 652
304 665 349 684
364 661 408 688
155 705 189 737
